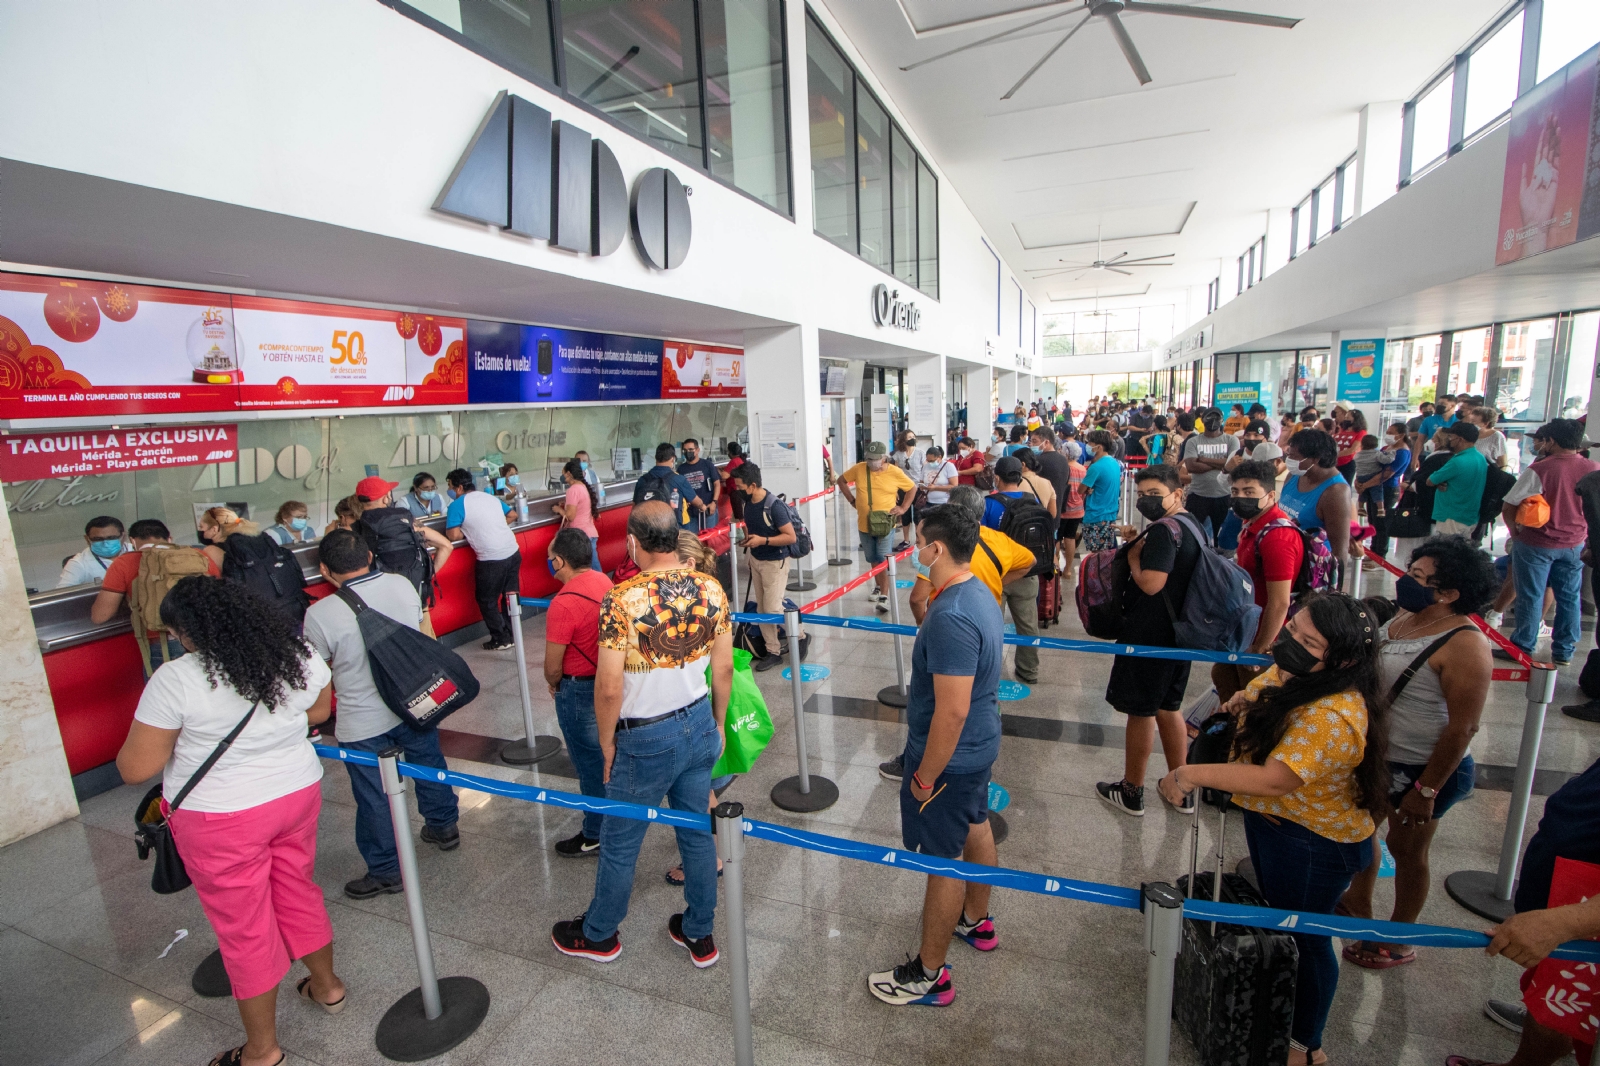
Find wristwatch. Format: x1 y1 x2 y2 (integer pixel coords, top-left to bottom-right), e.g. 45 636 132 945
1413 781 1438 799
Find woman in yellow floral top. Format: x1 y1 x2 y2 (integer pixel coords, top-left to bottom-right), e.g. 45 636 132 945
1159 593 1390 1066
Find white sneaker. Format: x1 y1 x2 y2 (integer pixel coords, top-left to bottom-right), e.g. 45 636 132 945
1483 609 1503 627
1539 622 1554 643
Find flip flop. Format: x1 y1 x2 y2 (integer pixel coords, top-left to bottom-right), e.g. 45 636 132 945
664 861 725 886
1341 940 1416 969
209 1048 285 1066
296 975 347 1014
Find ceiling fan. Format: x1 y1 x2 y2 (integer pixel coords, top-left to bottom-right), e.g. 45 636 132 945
901 0 1301 100
1026 228 1174 281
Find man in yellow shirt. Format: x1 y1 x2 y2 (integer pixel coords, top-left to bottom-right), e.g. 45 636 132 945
838 440 916 612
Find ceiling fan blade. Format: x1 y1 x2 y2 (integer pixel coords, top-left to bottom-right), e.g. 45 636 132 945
1123 1 1301 30
1107 267 1134 276
1001 11 1095 100
901 5 1084 71
1027 269 1080 280
1103 11 1153 85
1105 251 1130 264
1072 270 1092 282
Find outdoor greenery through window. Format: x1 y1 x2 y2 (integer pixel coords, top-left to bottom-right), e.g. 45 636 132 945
805 13 939 298
390 0 791 215
1041 305 1174 357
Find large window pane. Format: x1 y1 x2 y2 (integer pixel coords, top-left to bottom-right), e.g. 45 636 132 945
1447 327 1492 397
1539 0 1600 83
855 87 891 272
1411 75 1453 172
1464 11 1522 137
1315 177 1337 239
806 18 855 252
400 0 557 84
701 0 789 214
1495 318 1558 422
890 125 917 287
560 0 704 169
1560 313 1599 420
917 158 939 298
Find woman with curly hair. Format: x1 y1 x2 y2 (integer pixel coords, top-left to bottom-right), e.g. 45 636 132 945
117 576 343 1066
1158 593 1389 1066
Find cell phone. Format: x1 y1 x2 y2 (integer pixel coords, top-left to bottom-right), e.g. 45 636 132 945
495 478 506 491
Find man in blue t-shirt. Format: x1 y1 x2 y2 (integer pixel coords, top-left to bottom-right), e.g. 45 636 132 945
676 437 722 532
868 503 1002 1009
634 442 700 528
1078 429 1124 554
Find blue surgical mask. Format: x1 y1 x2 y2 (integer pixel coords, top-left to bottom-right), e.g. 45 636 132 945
579 461 589 472
546 558 559 577
89 538 124 559
419 489 437 501
507 474 521 486
289 517 309 531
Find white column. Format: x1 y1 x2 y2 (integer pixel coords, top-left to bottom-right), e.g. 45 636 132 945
0 500 78 846
963 365 992 436
997 370 1019 418
744 324 827 564
904 353 946 444
1354 102 1403 218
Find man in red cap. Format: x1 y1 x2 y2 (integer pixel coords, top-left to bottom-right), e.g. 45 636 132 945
352 475 454 636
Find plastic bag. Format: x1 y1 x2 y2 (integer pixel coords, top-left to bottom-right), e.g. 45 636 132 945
711 648 774 776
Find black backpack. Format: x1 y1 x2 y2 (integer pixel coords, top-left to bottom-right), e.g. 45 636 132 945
356 506 435 605
1479 465 1517 523
220 532 309 623
987 488 1055 578
764 494 813 559
1154 512 1261 653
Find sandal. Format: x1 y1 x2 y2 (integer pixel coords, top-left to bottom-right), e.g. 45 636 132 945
664 859 724 886
1287 1041 1328 1065
1443 1058 1499 1066
1341 940 1416 969
208 1047 285 1066
296 974 347 1014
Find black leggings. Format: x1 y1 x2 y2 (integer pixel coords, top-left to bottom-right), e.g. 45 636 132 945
1184 494 1232 542
474 552 523 644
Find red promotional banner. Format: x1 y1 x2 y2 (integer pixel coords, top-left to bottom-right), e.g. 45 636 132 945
660 342 745 398
0 423 238 482
1497 45 1599 264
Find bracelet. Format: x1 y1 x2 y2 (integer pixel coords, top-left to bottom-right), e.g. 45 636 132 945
912 771 931 791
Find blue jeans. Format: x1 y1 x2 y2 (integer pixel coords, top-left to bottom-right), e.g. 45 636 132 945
1510 539 1584 661
588 536 602 571
554 677 605 840
583 696 720 942
145 636 185 677
1243 811 1372 1052
343 721 460 880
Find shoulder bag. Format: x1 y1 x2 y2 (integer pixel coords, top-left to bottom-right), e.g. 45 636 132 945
335 583 480 729
134 702 259 894
865 469 895 538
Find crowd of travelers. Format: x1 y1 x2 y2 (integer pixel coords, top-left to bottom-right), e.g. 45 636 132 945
96 402 1600 1066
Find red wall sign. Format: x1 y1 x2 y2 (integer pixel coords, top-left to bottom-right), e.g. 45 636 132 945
0 423 238 482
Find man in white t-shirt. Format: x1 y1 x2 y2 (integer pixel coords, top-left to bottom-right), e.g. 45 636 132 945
551 501 733 968
304 530 461 900
443 467 522 651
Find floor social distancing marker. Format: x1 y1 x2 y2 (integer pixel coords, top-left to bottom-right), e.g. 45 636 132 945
997 680 1031 701
782 664 831 682
895 579 914 588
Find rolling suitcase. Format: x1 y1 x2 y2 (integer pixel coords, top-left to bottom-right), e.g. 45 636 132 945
1036 572 1062 627
1173 796 1298 1066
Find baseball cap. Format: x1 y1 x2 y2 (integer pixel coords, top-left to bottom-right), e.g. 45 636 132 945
1251 442 1284 462
1443 422 1480 444
356 475 400 502
994 456 1024 482
865 440 889 458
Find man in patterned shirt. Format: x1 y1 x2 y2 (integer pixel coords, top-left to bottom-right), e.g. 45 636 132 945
551 500 734 968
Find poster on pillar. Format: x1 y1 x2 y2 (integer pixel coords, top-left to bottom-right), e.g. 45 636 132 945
1214 382 1263 412
1496 45 1598 264
660 342 745 398
1336 339 1384 403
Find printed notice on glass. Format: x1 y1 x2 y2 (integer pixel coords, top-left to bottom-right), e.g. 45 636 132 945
912 383 938 426
758 409 798 470
611 447 633 474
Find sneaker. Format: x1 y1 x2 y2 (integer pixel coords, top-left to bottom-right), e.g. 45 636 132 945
667 913 719 968
1484 997 1526 1034
1554 655 1573 667
344 874 403 900
954 912 998 952
1563 700 1600 723
879 753 905 781
420 823 460 851
874 597 890 614
1539 622 1554 643
553 830 600 857
752 653 785 672
1482 609 1504 627
1492 647 1529 662
1161 785 1196 815
867 955 954 1006
551 915 621 962
1096 779 1145 817
483 639 515 651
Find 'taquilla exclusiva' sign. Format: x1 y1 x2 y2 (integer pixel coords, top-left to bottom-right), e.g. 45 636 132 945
434 90 691 270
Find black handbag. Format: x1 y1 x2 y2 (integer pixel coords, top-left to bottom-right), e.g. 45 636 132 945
1386 487 1434 539
335 583 479 729
133 703 258 894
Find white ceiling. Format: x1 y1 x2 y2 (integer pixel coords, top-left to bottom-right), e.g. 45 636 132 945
822 0 1511 314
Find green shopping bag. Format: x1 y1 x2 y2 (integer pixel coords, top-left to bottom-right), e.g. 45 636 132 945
710 648 774 776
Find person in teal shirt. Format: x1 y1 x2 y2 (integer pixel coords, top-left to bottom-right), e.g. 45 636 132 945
1426 421 1487 535
1078 430 1124 553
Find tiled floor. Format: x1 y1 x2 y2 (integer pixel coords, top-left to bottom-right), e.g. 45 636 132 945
6 529 1596 1066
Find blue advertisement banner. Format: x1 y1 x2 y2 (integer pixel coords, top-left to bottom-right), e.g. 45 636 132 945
1214 381 1262 411
1336 339 1384 403
466 320 663 403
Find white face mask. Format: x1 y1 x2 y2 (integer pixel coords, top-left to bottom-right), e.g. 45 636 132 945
1298 457 1317 473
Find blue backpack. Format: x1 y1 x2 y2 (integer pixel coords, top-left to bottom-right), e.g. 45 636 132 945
1155 512 1261 653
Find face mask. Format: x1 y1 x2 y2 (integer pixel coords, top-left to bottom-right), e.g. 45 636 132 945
1135 495 1169 521
89 538 123 559
1271 632 1322 676
547 558 560 577
1298 458 1317 473
289 517 309 531
1395 574 1438 614
1230 496 1264 520
507 475 521 486
579 461 589 471
419 489 437 501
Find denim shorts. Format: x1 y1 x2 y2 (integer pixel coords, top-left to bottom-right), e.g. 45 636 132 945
900 764 991 859
860 530 892 565
1388 755 1475 818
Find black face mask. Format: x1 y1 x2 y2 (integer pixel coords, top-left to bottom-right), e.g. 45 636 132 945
1394 574 1437 614
1271 633 1322 676
1230 496 1264 520
1136 495 1169 521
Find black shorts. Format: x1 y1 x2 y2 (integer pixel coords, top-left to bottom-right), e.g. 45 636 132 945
1106 654 1191 717
1058 516 1082 541
900 764 991 858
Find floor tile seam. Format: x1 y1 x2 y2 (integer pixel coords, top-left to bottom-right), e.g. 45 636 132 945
3 921 190 1008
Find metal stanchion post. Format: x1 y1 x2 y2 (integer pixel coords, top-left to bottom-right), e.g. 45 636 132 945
828 487 850 566
374 749 489 1061
1141 882 1184 1066
877 552 910 708
715 803 755 1066
729 526 740 603
500 593 561 765
770 607 839 812
1446 665 1559 921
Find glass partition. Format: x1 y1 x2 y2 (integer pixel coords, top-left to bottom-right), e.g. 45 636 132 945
1559 312 1600 419
1494 318 1559 422
1447 327 1493 396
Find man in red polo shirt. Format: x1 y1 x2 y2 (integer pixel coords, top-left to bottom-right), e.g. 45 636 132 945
543 527 614 857
1221 459 1305 699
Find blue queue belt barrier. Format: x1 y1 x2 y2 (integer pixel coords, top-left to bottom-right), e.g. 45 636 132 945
313 745 1600 964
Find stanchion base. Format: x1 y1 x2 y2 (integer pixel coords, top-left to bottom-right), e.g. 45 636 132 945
770 775 839 813
375 975 491 1062
786 580 818 592
989 812 1010 846
191 948 231 998
877 685 909 709
501 735 563 765
1445 869 1517 923
828 557 851 566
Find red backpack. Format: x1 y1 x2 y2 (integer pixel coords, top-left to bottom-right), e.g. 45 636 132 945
1076 542 1130 639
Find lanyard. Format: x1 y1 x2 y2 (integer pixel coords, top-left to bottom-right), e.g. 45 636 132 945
929 570 974 602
